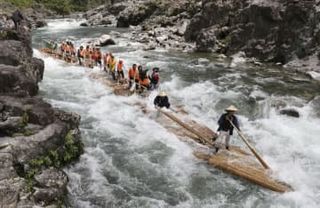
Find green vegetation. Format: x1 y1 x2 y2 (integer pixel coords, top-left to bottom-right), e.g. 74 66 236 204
2 0 111 14
24 130 83 192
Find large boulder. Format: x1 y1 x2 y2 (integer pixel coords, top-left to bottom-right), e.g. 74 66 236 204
117 0 158 27
279 108 300 118
96 34 116 46
185 0 320 64
33 168 68 205
0 65 39 96
195 26 216 52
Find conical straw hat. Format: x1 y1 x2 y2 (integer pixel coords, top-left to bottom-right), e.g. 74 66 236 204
159 91 167 96
225 105 238 112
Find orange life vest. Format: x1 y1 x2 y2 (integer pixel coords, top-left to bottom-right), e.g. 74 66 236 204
128 67 138 79
117 62 123 72
140 77 150 87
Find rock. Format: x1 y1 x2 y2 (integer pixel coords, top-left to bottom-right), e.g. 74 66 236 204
143 42 156 51
0 65 39 96
0 178 22 207
117 1 158 27
195 27 216 52
54 110 81 129
34 168 68 189
197 58 210 65
0 18 83 207
33 168 68 205
97 34 116 46
0 40 30 66
109 2 127 16
185 0 320 64
109 31 121 38
279 108 300 118
0 116 23 136
175 20 189 36
35 20 47 28
0 153 17 180
80 22 89 27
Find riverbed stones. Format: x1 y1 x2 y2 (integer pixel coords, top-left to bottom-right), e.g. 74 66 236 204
0 13 83 207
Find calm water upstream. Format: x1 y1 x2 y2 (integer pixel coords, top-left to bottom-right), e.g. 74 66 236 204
32 19 320 208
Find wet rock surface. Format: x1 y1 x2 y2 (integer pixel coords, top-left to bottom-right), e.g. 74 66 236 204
0 15 83 207
83 0 320 72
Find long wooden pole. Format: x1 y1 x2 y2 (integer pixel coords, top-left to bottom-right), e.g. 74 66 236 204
228 119 270 169
158 109 214 146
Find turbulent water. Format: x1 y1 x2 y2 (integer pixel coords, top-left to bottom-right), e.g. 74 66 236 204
33 19 320 208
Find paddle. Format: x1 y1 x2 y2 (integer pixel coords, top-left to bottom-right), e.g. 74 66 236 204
227 118 271 169
158 108 215 146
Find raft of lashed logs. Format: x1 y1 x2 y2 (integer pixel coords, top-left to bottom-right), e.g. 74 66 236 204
40 48 293 193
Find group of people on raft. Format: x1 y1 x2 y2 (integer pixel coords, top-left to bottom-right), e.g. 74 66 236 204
46 40 240 155
47 41 161 92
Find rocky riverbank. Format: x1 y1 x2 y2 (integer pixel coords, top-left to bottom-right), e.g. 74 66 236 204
0 1 53 28
0 15 83 207
81 0 320 72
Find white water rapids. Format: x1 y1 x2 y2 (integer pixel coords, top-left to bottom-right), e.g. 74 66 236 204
33 19 320 208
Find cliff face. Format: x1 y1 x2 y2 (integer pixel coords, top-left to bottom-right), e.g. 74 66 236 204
0 15 83 207
83 0 320 66
186 0 320 64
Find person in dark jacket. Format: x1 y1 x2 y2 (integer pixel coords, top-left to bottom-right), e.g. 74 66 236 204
215 105 240 153
149 67 160 90
11 10 24 30
154 91 170 109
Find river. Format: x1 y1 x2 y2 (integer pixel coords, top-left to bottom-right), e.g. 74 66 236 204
32 19 320 208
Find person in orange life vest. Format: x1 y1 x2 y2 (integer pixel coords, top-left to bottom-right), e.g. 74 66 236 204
91 48 97 65
138 67 150 91
95 48 102 67
128 64 139 89
117 60 125 80
215 105 240 153
103 52 109 71
84 45 91 67
149 67 160 90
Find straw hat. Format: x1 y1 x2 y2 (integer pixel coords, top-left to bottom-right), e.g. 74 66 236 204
225 105 238 112
159 91 167 96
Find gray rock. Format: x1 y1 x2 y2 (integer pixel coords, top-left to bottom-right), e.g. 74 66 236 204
34 168 68 189
279 108 300 118
195 27 216 52
109 2 127 16
0 116 23 136
0 153 17 180
185 0 320 64
0 178 21 207
35 20 47 28
80 22 89 27
117 0 158 27
0 65 39 96
97 34 116 46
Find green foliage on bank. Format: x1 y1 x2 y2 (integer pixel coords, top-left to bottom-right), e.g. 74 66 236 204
2 0 110 14
24 130 83 192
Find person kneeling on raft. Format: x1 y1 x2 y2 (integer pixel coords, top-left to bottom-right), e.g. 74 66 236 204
154 91 170 109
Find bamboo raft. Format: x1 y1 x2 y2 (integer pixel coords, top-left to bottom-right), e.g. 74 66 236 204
155 109 292 193
40 48 293 192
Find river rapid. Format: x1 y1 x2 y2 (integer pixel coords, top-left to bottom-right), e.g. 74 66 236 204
32 19 320 208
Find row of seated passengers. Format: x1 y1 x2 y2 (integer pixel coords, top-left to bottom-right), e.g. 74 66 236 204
53 42 160 91
76 45 160 91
